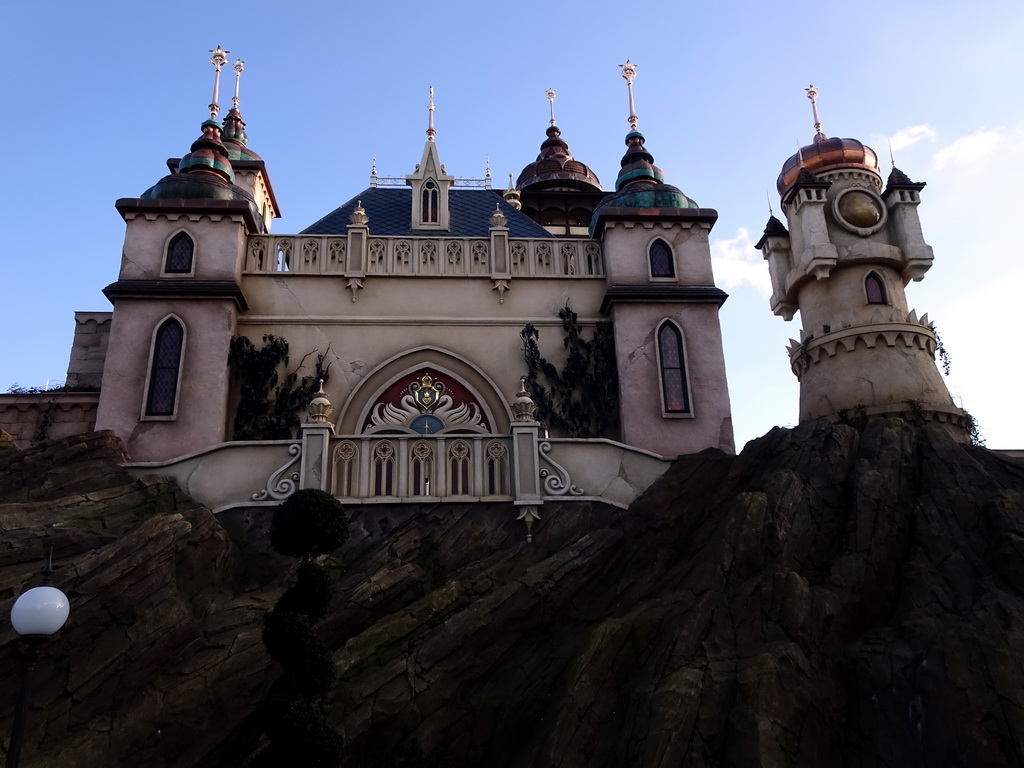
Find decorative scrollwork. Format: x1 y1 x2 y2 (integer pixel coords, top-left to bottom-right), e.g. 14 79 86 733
252 443 302 501
538 440 583 496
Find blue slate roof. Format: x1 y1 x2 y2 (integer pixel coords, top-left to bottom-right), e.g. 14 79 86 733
300 187 551 238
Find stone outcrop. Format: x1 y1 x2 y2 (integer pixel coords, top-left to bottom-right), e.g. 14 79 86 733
1 421 1023 767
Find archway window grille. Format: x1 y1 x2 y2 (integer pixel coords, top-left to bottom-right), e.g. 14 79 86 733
658 322 690 414
146 318 184 415
649 239 675 278
165 232 194 273
865 272 888 305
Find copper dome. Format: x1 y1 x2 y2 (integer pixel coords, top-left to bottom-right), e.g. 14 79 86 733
777 136 880 196
516 126 602 192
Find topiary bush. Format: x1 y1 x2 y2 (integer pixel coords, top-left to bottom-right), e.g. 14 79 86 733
269 489 348 559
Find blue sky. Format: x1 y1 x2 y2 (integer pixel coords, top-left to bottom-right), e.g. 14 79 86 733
2 1 1022 449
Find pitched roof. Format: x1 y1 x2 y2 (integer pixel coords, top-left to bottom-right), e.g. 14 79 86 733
301 187 552 238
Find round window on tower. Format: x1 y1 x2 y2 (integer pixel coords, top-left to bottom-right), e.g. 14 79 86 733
832 187 887 236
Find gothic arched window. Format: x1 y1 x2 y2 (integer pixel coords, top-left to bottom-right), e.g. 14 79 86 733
658 321 690 414
865 271 887 305
422 181 439 224
165 232 194 274
649 238 675 278
146 318 184 416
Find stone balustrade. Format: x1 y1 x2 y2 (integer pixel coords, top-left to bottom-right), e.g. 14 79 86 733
244 234 604 277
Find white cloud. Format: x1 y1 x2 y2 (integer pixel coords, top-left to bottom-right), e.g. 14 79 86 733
888 124 937 152
931 128 1003 171
711 228 772 295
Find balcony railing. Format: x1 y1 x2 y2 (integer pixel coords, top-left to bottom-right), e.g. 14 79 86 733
329 435 513 502
243 234 603 278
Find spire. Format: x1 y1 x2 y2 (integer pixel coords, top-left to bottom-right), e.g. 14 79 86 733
514 89 602 193
547 88 557 127
805 84 826 144
208 45 229 121
426 86 436 141
620 60 638 130
221 57 248 147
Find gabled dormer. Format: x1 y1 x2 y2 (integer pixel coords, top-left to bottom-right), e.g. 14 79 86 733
406 138 455 231
405 87 455 230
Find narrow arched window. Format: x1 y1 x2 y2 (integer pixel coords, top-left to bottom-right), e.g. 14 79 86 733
422 181 438 224
165 232 194 274
649 239 675 278
658 322 690 414
865 271 887 305
146 319 184 416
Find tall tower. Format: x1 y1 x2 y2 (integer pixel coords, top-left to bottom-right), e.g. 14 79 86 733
592 62 734 456
95 47 277 460
758 86 966 437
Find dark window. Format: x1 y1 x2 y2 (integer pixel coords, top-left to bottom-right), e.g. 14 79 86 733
146 319 184 415
649 239 675 278
165 232 194 273
658 323 690 413
865 272 887 304
422 182 438 223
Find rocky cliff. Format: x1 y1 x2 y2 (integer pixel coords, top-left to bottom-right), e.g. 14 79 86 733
1 420 1022 767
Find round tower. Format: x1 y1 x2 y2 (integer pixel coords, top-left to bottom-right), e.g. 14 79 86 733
757 86 967 438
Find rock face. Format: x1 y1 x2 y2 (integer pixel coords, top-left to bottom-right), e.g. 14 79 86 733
1 421 1023 767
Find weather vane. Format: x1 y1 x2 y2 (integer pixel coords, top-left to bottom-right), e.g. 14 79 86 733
427 86 436 141
805 84 824 141
546 88 557 126
620 60 638 130
208 45 229 120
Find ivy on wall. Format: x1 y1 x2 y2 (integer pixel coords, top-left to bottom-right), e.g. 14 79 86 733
227 335 331 441
520 305 618 438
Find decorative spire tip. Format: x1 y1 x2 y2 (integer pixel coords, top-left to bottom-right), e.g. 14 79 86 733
546 88 557 126
208 45 230 120
805 84 825 142
426 85 436 141
620 60 638 130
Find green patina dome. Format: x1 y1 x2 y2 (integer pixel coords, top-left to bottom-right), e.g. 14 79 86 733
591 130 697 229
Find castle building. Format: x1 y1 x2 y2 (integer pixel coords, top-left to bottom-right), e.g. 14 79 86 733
757 86 967 438
0 54 739 516
0 61 969 518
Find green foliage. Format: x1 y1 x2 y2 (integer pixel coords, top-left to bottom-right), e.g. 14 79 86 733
270 489 349 559
932 324 952 377
227 334 331 440
255 683 342 767
276 561 335 623
255 489 348 764
262 611 335 697
520 305 618 438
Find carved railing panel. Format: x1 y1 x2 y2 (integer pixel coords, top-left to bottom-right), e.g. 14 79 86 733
329 435 512 502
244 235 603 277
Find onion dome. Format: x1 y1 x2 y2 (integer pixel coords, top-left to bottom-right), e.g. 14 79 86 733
221 107 263 162
141 119 253 204
516 125 602 192
776 135 880 196
594 130 697 211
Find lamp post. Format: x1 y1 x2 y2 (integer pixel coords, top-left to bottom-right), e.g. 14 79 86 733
6 557 69 768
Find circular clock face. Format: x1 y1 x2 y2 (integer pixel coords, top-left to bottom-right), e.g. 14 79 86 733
410 414 444 435
833 188 886 235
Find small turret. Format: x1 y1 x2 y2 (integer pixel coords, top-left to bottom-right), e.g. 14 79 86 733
759 85 967 439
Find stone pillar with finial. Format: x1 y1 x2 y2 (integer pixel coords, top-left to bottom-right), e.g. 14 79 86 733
489 203 511 302
510 377 542 539
300 381 334 492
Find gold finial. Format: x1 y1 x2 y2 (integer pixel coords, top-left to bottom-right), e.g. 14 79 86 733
620 60 638 130
546 88 557 126
427 85 436 141
805 84 825 142
208 45 229 120
231 58 244 110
